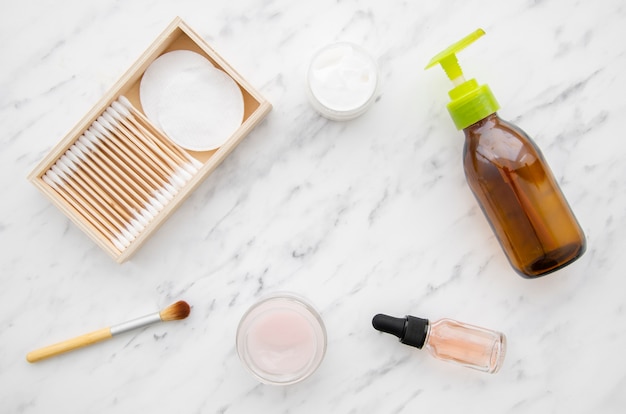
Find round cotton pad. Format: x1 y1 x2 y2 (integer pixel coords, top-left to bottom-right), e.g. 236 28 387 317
140 51 212 129
140 50 244 151
157 67 244 151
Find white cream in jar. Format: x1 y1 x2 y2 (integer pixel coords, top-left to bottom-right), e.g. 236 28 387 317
306 42 378 121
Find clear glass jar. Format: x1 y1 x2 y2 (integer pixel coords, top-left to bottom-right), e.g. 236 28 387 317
236 293 327 385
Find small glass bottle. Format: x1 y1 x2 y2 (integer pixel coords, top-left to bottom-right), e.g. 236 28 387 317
425 29 586 278
372 313 506 374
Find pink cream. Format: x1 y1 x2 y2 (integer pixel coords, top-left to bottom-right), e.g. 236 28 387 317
237 294 327 385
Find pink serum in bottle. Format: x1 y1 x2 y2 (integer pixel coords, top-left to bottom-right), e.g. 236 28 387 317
373 313 506 374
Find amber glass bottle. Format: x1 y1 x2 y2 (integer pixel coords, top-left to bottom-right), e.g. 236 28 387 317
426 29 586 278
463 114 586 277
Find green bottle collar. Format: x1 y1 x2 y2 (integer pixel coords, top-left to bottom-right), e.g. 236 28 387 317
426 29 500 130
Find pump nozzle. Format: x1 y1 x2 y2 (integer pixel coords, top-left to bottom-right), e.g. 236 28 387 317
425 29 499 130
425 29 485 84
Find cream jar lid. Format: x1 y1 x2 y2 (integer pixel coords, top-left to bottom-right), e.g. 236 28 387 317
306 42 378 121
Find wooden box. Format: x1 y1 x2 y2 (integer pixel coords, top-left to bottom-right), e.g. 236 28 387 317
28 17 272 263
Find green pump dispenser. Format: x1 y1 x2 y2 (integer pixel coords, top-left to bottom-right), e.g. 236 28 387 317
425 29 499 130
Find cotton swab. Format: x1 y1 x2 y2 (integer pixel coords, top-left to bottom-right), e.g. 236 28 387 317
84 129 160 206
49 165 135 242
97 114 173 187
44 171 131 251
57 155 135 227
91 121 166 196
100 112 188 198
117 96 203 170
74 135 147 209
67 145 153 227
109 102 193 175
87 123 174 210
103 109 180 182
41 94 206 254
42 173 126 252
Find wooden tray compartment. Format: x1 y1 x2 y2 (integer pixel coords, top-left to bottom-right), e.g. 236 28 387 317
28 17 272 263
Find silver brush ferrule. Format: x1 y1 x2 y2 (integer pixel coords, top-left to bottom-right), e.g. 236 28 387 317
110 312 162 336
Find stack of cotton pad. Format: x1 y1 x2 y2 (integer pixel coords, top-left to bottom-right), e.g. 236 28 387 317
140 50 245 151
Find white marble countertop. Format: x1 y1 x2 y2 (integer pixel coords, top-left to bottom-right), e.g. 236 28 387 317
2 0 625 412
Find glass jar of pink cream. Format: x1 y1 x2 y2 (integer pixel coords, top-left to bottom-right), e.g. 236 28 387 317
236 293 327 385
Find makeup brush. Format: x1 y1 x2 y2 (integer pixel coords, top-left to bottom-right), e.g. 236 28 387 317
26 300 191 363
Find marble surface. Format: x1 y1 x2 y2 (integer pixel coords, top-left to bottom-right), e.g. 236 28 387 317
2 0 625 412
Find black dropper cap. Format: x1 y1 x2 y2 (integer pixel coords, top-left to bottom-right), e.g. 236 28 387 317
372 314 429 349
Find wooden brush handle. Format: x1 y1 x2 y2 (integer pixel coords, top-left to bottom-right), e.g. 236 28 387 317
26 327 112 363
